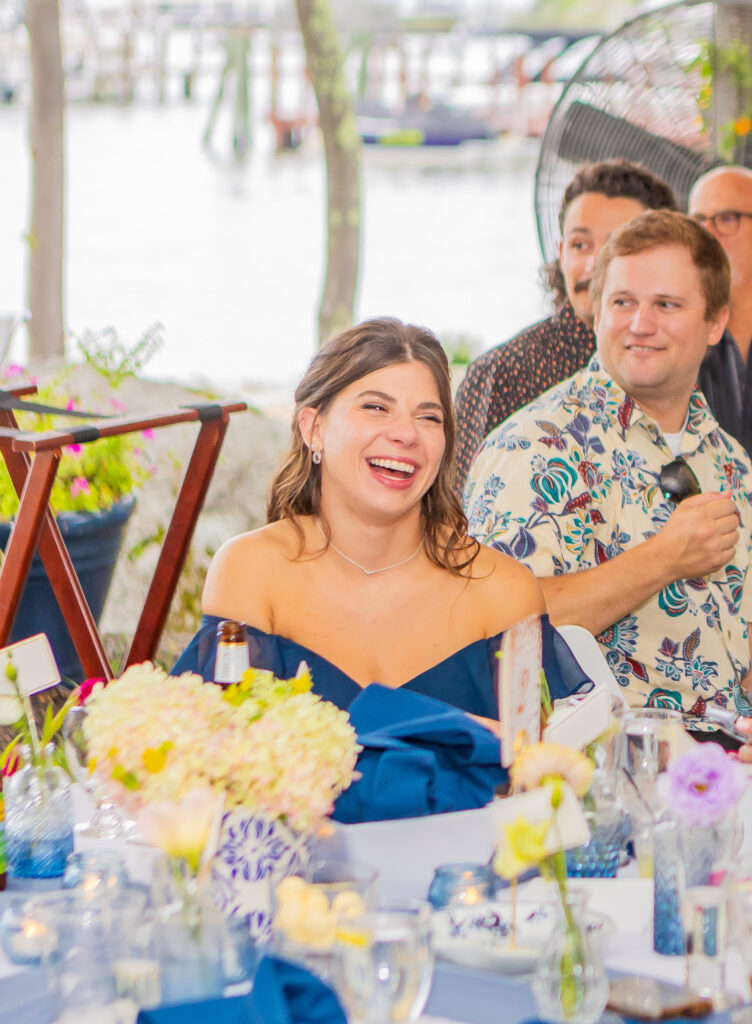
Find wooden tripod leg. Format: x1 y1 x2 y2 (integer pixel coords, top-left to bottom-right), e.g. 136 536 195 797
0 451 59 646
36 512 113 681
125 415 229 666
0 414 112 679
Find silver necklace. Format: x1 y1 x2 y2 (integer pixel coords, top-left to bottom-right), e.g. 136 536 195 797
315 519 424 576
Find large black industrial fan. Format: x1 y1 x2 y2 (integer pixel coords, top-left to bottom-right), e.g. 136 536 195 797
534 0 752 263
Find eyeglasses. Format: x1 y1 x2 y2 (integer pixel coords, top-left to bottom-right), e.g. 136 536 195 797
659 458 701 505
691 209 752 237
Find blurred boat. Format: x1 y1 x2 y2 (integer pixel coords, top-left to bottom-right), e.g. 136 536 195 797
356 94 500 147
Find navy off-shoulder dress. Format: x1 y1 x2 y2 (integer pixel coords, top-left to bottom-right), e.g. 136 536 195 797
172 613 591 714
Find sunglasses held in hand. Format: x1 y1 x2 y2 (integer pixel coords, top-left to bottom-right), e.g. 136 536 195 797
658 459 701 505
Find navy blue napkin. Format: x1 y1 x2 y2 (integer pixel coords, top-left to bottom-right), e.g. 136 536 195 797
332 684 507 823
136 955 347 1024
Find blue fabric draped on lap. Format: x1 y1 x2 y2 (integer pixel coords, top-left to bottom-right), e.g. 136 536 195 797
332 683 507 822
172 614 592 822
136 955 347 1024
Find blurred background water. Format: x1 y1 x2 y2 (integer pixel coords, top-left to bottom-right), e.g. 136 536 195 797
0 30 549 403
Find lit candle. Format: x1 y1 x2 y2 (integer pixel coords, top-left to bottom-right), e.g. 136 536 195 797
81 874 100 897
7 917 54 964
460 886 481 905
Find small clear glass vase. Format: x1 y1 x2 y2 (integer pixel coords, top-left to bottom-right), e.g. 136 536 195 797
5 743 74 878
153 857 227 1004
532 889 609 1024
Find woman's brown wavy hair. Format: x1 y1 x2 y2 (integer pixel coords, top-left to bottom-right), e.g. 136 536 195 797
267 317 479 576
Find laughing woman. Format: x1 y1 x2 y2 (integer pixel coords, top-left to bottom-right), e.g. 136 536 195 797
174 318 588 721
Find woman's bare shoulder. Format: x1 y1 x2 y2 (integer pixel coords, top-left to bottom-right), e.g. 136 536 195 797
467 544 545 632
203 520 303 621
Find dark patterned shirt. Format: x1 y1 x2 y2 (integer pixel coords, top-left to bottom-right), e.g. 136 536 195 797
454 302 595 495
698 329 752 461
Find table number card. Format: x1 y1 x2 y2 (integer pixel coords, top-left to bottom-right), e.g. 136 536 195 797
0 634 61 696
498 616 542 768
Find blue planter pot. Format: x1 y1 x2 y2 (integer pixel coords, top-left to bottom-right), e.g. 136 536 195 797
0 496 136 682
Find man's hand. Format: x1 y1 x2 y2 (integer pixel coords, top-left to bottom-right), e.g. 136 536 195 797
541 490 741 636
735 716 752 763
653 492 740 581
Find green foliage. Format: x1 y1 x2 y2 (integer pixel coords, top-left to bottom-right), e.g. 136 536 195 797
0 325 163 519
440 332 482 366
76 323 164 386
689 39 752 160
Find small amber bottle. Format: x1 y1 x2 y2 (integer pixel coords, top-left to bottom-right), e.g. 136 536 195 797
213 620 250 684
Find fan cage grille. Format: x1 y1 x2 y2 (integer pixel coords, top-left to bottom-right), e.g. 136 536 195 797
533 0 750 264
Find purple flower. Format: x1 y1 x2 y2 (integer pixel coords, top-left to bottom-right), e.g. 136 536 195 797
65 443 83 456
657 743 746 826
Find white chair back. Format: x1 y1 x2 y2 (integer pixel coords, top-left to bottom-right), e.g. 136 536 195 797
556 623 627 707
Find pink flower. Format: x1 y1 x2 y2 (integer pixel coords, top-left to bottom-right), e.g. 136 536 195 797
110 398 126 412
65 444 83 456
4 364 25 379
71 476 90 497
142 428 155 440
78 677 105 704
66 399 76 411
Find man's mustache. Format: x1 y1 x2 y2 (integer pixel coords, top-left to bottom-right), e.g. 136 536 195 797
574 279 591 294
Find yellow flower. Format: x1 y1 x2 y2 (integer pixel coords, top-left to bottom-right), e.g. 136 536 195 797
493 815 550 880
137 788 220 874
735 116 752 136
511 742 593 798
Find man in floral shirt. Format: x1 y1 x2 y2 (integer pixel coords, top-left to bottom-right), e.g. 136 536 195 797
454 160 678 495
466 210 752 732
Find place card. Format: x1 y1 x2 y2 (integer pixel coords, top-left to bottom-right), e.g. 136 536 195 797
494 783 590 854
0 634 60 696
498 616 542 767
543 685 612 750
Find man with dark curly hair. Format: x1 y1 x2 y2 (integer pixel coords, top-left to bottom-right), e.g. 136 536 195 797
454 159 678 495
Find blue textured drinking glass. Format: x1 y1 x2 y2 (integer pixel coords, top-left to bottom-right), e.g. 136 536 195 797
566 813 622 879
653 818 685 956
5 745 74 878
427 863 496 909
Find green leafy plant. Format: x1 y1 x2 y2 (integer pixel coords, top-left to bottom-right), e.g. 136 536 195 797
0 325 163 518
0 655 78 774
690 39 752 160
440 332 481 367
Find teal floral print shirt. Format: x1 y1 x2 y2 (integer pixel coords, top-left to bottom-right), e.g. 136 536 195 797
465 355 752 716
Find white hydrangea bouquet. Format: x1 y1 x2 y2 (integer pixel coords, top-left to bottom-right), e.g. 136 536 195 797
83 662 360 931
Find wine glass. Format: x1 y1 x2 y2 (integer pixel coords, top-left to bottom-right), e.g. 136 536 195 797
335 902 434 1024
63 704 135 840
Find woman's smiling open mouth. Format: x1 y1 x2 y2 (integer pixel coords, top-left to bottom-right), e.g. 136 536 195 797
367 457 418 485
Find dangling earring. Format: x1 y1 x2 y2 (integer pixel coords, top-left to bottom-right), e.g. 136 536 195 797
311 444 322 465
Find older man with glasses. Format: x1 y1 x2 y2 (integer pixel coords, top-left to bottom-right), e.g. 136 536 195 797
465 210 752 754
690 165 752 459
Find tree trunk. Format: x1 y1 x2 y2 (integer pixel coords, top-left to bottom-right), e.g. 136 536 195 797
25 0 65 360
295 0 361 346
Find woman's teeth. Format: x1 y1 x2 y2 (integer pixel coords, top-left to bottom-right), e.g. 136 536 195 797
368 458 416 476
